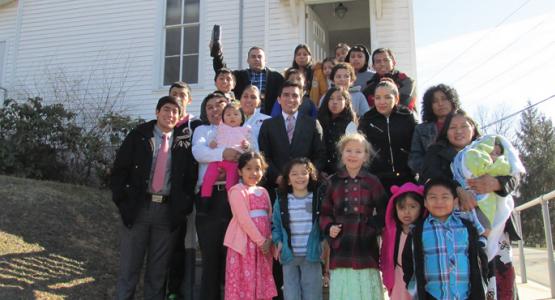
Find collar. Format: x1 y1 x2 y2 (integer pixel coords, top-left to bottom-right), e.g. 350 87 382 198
427 212 457 225
249 68 266 75
154 124 173 139
336 168 371 179
175 114 190 128
281 111 299 121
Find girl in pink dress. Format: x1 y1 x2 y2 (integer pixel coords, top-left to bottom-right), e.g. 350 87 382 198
380 182 425 300
223 151 277 300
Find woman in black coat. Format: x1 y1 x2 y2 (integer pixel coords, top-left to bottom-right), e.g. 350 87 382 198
358 78 416 193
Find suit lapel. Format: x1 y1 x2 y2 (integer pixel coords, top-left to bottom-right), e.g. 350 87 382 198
275 116 290 146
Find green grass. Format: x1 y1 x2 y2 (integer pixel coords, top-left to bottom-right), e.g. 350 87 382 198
0 175 120 299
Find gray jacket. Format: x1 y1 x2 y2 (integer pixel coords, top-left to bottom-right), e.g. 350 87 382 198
408 122 438 175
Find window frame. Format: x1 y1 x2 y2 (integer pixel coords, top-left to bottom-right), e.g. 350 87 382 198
159 0 203 88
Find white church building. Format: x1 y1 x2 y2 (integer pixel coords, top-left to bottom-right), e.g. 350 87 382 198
0 0 416 118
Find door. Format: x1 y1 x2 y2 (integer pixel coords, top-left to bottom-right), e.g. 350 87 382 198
305 6 328 62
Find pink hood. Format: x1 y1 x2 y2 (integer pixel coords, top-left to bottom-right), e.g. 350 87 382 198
380 182 425 295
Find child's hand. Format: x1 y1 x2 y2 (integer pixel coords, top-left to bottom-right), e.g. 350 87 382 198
274 242 282 261
241 139 250 150
329 224 342 238
260 239 272 255
209 140 218 149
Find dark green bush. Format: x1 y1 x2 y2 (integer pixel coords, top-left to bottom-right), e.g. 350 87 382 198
0 97 142 186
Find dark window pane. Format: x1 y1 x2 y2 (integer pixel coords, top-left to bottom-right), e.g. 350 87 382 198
166 0 182 25
164 56 180 85
165 28 181 56
184 0 199 23
182 55 198 83
182 26 199 55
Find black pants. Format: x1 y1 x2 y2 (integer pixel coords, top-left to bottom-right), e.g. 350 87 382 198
167 223 186 295
195 187 231 300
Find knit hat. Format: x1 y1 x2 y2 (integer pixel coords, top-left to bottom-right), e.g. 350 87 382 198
381 182 425 295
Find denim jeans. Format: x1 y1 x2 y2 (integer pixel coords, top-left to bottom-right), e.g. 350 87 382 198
282 256 323 300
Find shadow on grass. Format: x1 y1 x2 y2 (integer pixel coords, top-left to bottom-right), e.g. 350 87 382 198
0 175 121 299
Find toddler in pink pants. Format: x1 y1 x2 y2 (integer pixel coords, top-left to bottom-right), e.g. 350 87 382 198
201 103 251 197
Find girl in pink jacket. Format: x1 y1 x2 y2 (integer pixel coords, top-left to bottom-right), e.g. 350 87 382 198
223 152 277 300
380 182 425 299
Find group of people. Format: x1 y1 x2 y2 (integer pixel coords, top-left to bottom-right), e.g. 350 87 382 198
111 41 525 300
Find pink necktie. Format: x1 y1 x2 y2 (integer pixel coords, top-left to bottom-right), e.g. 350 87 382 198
286 115 295 143
151 134 169 192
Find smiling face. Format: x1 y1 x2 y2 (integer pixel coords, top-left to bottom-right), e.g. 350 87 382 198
288 163 310 194
155 103 180 132
240 86 260 116
335 47 348 62
348 51 366 72
222 105 242 127
328 90 347 117
205 96 228 125
424 185 456 222
295 48 311 68
333 68 353 90
278 86 302 115
247 48 266 72
431 90 453 120
372 51 395 75
238 158 264 187
374 86 397 116
396 196 422 226
215 72 235 93
341 140 368 172
447 115 475 151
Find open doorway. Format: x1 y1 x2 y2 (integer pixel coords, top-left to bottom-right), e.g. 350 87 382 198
305 0 371 61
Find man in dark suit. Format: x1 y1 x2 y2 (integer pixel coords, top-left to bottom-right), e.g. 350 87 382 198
258 80 326 190
211 42 284 115
111 96 196 300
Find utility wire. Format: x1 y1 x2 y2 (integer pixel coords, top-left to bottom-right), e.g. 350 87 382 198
481 93 555 129
462 42 555 99
422 0 533 86
451 18 547 85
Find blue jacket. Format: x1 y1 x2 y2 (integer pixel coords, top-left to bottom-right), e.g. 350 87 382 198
271 184 325 264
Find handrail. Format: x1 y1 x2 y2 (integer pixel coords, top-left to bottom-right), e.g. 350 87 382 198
515 190 555 211
514 189 555 298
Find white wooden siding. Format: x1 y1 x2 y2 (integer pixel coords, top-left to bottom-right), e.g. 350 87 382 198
266 0 302 74
0 0 417 120
0 1 18 88
370 0 417 78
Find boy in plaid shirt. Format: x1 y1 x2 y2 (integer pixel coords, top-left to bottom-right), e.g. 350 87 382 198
402 178 489 300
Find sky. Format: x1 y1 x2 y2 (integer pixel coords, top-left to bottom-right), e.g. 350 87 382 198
412 0 555 132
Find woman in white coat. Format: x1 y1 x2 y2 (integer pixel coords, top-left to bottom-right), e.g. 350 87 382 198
240 85 270 152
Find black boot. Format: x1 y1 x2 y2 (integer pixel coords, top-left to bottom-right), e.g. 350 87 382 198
183 248 196 300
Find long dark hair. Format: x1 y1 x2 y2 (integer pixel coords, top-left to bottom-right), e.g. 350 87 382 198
421 84 461 123
436 109 481 146
291 44 313 69
277 157 318 197
199 91 228 124
317 87 357 128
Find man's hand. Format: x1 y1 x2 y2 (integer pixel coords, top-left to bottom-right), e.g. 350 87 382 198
222 148 241 162
329 224 342 238
467 175 501 195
